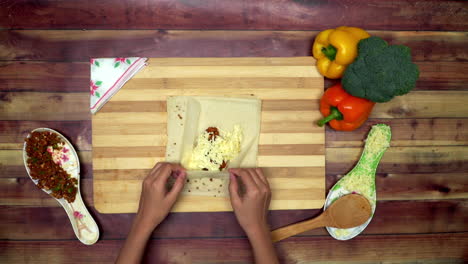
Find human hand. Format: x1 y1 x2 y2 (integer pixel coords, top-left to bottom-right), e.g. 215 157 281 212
135 162 186 232
228 168 272 236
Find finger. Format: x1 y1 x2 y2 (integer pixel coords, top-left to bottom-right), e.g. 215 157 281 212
154 163 173 186
155 163 187 189
247 169 262 187
170 163 187 178
166 172 186 202
148 162 164 180
255 168 269 186
228 172 241 206
229 168 258 191
249 169 269 192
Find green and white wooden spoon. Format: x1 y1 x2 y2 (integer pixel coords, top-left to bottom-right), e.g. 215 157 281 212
325 124 391 240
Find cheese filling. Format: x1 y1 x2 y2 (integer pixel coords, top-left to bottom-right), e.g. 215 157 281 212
186 125 243 171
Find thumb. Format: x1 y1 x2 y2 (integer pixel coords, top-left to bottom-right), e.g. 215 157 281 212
166 172 186 203
229 172 241 206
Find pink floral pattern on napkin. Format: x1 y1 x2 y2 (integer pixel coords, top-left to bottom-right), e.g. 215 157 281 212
90 58 100 67
90 80 102 97
114 57 132 68
90 57 147 114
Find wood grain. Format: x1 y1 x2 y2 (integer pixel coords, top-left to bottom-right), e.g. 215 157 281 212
2 118 465 152
0 178 94 207
2 61 468 92
1 1 467 260
1 233 466 263
92 57 326 213
3 140 467 180
1 0 466 31
327 118 468 147
3 171 466 209
326 146 468 175
0 121 92 150
1 200 466 240
3 91 468 121
1 30 467 62
0 62 88 92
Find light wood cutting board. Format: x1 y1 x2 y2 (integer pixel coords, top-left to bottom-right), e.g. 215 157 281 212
92 57 325 213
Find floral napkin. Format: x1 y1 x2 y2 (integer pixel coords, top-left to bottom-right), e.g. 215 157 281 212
90 57 147 114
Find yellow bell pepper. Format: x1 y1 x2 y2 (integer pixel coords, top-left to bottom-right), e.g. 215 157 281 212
312 26 370 79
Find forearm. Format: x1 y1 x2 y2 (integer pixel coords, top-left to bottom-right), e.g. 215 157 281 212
246 226 279 264
116 216 156 264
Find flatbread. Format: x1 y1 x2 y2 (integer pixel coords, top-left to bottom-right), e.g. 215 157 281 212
165 96 262 197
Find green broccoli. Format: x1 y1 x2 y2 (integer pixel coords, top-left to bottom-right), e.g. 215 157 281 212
342 36 419 103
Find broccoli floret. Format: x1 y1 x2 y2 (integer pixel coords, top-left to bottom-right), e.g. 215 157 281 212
342 36 419 103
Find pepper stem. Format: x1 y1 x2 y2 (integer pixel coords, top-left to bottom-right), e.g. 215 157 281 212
317 107 343 127
321 45 337 61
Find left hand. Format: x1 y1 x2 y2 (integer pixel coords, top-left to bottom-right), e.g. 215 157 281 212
135 162 186 232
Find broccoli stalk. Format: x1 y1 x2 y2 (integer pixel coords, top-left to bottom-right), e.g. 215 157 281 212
342 36 420 103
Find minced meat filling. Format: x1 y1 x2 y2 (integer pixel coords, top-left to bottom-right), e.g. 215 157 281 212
25 131 78 203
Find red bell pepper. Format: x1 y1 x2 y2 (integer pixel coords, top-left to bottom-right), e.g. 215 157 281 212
317 83 375 131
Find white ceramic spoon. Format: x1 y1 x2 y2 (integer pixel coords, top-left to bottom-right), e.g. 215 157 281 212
23 128 99 245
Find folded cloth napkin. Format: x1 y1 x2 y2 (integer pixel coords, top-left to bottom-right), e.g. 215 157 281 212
90 57 147 114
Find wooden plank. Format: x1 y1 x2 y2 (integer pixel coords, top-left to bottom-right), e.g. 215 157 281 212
1 233 466 263
371 91 468 118
2 61 467 92
93 111 321 123
1 200 466 240
0 62 88 92
326 146 468 175
140 57 318 66
0 121 92 150
3 142 467 179
2 118 464 153
326 118 468 147
1 30 467 62
3 141 467 180
136 65 321 78
327 172 468 201
3 91 467 121
92 120 320 134
111 89 322 101
3 170 466 208
0 92 89 121
124 77 321 92
417 61 468 90
1 0 466 31
102 99 320 113
257 155 325 168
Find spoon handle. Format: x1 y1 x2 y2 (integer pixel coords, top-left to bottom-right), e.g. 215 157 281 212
58 191 99 245
271 213 327 243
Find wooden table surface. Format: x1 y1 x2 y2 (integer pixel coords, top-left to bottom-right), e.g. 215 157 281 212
1 1 467 263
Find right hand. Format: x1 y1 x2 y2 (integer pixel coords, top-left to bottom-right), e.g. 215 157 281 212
228 168 272 236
